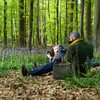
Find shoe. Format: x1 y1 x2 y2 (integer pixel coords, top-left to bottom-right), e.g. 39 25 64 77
22 65 28 76
33 62 37 69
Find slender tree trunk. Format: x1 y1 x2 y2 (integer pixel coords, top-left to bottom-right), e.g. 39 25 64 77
28 0 34 50
0 27 1 43
24 0 27 47
4 0 7 45
59 0 62 44
69 0 74 34
86 0 91 41
48 0 53 44
64 0 67 43
39 23 41 45
53 0 56 44
19 0 25 47
14 1 18 46
56 0 59 44
44 0 47 48
11 3 13 45
41 0 45 45
14 18 17 45
80 0 84 38
41 0 43 45
75 0 78 31
36 0 40 46
33 8 37 45
94 0 100 45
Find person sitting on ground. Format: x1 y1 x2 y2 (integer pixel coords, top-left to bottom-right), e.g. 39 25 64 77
22 44 67 76
22 31 100 76
65 31 100 74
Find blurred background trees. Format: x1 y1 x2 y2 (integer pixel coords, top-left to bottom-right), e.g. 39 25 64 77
0 0 99 49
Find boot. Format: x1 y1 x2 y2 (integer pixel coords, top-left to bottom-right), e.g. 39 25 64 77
22 65 28 76
33 62 37 69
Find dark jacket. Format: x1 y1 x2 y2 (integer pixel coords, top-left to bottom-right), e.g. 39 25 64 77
66 38 93 73
50 47 67 63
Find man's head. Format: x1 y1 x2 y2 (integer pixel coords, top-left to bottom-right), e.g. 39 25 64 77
69 31 80 41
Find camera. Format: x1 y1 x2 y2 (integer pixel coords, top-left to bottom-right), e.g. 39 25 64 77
47 49 54 57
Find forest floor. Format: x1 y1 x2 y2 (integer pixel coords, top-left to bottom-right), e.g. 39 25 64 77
0 45 100 100
0 70 100 100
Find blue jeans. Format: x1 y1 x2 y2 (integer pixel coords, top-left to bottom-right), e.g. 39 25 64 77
28 62 55 75
28 61 100 76
91 62 100 67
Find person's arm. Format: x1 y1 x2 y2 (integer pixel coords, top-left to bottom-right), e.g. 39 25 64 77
47 53 54 62
51 52 61 63
66 46 71 62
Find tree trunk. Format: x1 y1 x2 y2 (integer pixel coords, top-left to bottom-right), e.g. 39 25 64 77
41 0 44 45
75 0 78 31
14 2 18 46
59 0 62 44
56 0 59 44
64 0 67 43
14 18 17 45
11 3 13 45
48 0 53 44
33 8 37 45
53 0 56 44
36 0 40 46
80 0 84 38
28 0 34 50
19 0 25 47
44 0 47 48
24 0 27 47
86 0 91 41
0 27 1 42
4 0 7 45
69 0 74 34
41 0 46 46
94 0 100 45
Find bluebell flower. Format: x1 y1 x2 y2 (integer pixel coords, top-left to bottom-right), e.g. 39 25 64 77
95 46 96 52
97 69 100 72
97 47 99 51
32 50 35 53
66 43 68 47
29 51 31 54
6 51 9 56
1 48 3 51
87 56 91 63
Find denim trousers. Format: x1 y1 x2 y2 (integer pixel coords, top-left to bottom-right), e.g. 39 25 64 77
28 61 100 76
28 62 55 76
91 62 100 67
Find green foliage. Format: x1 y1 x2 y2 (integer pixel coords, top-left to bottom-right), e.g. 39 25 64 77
65 72 100 91
0 44 100 93
0 47 49 72
0 0 96 45
1 0 91 45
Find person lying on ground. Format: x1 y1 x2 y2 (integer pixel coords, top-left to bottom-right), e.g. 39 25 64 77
33 48 54 69
22 44 67 76
22 31 100 76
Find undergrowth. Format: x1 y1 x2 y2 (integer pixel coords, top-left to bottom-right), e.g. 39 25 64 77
0 45 100 93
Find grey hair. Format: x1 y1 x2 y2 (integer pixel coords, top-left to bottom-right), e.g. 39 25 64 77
69 31 80 40
53 44 63 50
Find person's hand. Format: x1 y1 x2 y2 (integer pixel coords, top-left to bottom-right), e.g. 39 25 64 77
47 53 52 59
